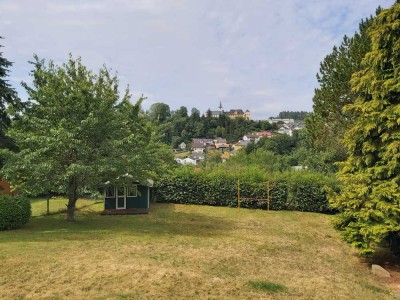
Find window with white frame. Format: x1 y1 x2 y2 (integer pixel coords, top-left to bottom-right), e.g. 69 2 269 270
127 185 138 197
105 187 115 198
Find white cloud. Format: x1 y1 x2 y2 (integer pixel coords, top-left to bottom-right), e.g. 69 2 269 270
0 0 393 119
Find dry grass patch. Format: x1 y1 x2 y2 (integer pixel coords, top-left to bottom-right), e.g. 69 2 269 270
0 202 394 299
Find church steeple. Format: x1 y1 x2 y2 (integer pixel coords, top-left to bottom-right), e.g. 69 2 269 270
218 101 223 111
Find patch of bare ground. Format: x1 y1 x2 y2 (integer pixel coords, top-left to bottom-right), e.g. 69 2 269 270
364 248 400 295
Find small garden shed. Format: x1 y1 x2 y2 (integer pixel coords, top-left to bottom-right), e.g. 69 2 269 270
103 180 152 214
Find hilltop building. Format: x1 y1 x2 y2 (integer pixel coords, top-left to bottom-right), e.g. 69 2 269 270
208 101 251 120
227 109 251 120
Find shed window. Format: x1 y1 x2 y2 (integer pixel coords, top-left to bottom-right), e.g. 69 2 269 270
105 187 115 198
127 185 138 197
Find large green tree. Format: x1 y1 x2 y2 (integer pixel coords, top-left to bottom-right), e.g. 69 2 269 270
147 102 171 124
330 2 400 255
1 55 173 220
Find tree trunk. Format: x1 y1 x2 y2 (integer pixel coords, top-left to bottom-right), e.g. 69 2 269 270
66 177 78 221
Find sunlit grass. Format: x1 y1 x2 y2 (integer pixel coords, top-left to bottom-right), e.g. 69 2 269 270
30 196 101 217
0 202 392 299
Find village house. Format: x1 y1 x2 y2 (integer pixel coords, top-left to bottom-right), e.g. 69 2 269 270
269 118 295 124
277 124 293 136
255 131 273 138
233 140 250 151
243 133 261 143
192 138 214 145
215 142 230 152
211 110 223 118
188 153 205 164
191 138 214 153
175 157 197 166
207 102 251 120
228 109 251 120
215 137 227 143
178 142 186 150
191 142 206 153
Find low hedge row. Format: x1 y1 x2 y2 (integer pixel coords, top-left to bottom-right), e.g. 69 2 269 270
0 195 31 230
154 170 339 213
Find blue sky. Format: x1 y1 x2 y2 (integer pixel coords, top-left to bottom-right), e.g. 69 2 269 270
0 0 393 119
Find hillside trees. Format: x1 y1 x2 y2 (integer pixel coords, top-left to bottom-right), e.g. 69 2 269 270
277 111 309 120
148 102 171 124
148 103 275 146
1 55 173 221
330 2 400 255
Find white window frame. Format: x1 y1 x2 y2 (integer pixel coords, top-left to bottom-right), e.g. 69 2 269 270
116 186 126 209
127 185 138 197
104 186 115 198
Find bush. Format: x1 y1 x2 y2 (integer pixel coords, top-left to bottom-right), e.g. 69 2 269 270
154 169 339 213
286 172 339 213
0 195 31 230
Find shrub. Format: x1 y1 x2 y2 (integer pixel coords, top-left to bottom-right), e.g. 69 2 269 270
154 169 339 213
0 195 31 230
286 172 340 213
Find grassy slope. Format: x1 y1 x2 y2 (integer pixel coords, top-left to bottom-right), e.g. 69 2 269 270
0 201 392 299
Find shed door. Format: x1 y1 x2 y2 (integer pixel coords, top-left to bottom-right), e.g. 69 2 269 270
116 187 126 209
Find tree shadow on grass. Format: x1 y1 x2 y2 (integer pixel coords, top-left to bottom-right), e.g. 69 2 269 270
0 203 235 243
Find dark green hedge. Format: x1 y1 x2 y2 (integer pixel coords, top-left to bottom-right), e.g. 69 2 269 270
0 195 31 230
154 170 339 213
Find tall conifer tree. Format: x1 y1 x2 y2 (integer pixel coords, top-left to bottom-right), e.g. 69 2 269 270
0 37 20 154
330 2 400 255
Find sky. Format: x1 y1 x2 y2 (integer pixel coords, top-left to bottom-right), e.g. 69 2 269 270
0 0 393 119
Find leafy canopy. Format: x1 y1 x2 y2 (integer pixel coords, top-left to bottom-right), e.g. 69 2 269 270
1 55 173 219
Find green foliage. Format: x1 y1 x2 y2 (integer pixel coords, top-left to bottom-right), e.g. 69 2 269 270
247 280 288 293
0 55 174 220
154 168 338 213
286 172 339 212
277 111 309 120
262 133 299 155
147 102 275 146
306 11 379 160
147 102 171 124
0 37 20 160
0 195 31 230
224 149 290 173
330 3 400 256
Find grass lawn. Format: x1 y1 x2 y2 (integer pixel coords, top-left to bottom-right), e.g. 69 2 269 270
0 200 395 299
174 151 190 158
30 197 102 217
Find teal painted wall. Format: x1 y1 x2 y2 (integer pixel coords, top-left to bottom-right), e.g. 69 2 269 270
105 198 116 209
127 185 148 209
104 185 149 209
